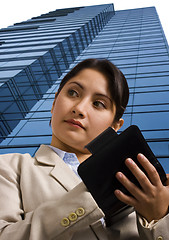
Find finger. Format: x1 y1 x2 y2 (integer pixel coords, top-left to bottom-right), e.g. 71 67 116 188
115 172 144 200
137 154 162 186
114 189 137 207
125 158 153 191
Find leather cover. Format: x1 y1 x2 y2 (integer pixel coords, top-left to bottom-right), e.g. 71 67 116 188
77 125 167 220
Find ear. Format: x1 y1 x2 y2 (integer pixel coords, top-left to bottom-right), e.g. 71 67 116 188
51 92 57 114
112 118 124 132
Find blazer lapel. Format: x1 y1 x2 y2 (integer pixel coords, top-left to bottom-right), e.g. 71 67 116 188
35 145 81 191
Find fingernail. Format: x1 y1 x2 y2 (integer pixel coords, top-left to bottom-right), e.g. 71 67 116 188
138 153 144 159
116 172 123 178
114 189 121 195
126 158 133 164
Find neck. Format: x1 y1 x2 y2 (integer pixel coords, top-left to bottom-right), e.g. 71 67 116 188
75 151 91 163
51 136 91 163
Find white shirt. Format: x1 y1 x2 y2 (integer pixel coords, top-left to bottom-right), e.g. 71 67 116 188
48 145 80 177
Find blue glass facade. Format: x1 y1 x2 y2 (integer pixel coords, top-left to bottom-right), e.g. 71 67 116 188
0 4 169 171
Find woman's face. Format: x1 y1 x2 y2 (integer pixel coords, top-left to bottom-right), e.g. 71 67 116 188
51 68 123 159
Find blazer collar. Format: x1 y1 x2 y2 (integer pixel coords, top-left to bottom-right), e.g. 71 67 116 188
35 145 81 191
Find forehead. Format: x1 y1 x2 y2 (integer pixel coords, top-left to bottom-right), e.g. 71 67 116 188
66 68 110 90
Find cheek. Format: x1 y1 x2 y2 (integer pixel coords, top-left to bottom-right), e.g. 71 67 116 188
51 100 63 125
91 112 114 127
88 113 114 139
52 97 67 115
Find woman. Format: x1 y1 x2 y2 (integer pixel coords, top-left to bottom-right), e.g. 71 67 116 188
0 58 169 240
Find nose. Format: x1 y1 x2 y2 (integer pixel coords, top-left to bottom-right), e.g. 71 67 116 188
72 99 88 118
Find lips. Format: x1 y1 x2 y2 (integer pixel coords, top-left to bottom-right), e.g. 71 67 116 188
65 119 85 129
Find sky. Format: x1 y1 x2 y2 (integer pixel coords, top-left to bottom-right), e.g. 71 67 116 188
0 0 168 44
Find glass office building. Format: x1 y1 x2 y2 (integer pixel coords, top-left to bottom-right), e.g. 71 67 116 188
0 4 169 171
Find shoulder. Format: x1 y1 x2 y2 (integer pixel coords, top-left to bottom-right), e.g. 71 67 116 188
0 145 48 163
0 145 59 173
0 150 34 175
0 151 32 162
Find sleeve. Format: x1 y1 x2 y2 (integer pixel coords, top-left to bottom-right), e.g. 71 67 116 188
0 155 104 240
136 213 169 240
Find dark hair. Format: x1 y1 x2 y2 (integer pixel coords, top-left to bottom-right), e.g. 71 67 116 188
56 58 129 121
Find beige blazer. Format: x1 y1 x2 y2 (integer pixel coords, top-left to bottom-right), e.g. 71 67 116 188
0 145 168 240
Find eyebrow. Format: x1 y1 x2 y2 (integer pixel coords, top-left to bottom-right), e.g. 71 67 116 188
68 81 84 89
95 93 112 103
68 81 112 103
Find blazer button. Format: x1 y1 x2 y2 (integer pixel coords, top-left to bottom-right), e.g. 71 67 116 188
157 237 163 240
61 217 70 227
68 212 78 222
76 207 85 217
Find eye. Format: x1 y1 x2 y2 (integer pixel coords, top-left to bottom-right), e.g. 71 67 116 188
67 89 79 97
93 100 106 109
